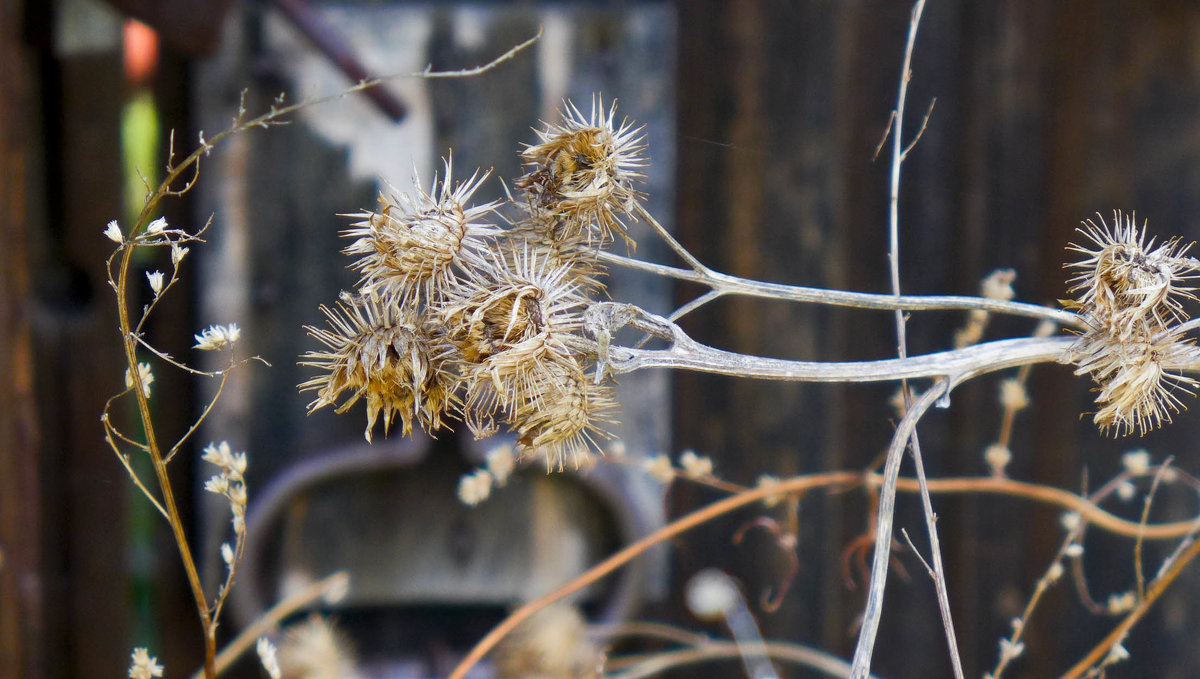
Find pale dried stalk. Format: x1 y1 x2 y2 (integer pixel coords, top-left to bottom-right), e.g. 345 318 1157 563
598 214 1082 329
586 302 1078 384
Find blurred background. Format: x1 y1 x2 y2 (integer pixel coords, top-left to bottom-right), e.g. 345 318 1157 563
8 1 1200 678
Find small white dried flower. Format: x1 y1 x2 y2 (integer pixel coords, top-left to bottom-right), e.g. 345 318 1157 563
125 362 154 398
679 449 713 478
457 469 494 506
998 637 1025 663
982 268 1017 301
485 444 516 486
757 474 785 507
1116 480 1137 501
105 219 124 243
1060 511 1081 532
146 270 164 295
984 444 1012 477
194 323 241 350
322 574 351 605
607 439 627 459
221 542 234 565
257 637 283 679
1105 642 1131 665
128 647 164 679
1065 543 1085 558
1046 560 1065 583
204 475 230 496
202 441 236 468
642 454 675 484
203 441 249 528
1107 591 1136 614
998 379 1029 411
145 216 168 235
1122 449 1152 475
170 242 189 265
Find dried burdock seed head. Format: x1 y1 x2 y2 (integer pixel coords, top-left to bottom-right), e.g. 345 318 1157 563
519 96 646 246
1063 211 1200 436
501 199 608 293
1065 211 1199 335
278 614 362 679
342 157 500 303
1076 334 1199 436
510 357 618 471
300 294 461 441
441 246 588 363
494 603 601 679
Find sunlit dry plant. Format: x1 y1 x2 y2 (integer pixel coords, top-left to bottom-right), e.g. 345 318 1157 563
435 245 618 467
300 294 460 441
1064 211 1200 435
518 97 647 246
341 158 501 303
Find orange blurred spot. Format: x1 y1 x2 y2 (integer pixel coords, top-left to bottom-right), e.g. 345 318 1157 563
123 19 159 86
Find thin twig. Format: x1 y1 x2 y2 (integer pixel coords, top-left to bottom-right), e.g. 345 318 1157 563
596 250 1082 327
1134 458 1174 601
607 639 873 679
1060 534 1200 678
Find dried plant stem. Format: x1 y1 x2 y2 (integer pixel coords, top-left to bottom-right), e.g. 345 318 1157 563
606 639 870 679
850 384 945 679
1060 532 1200 678
589 303 1076 383
1134 461 1172 601
589 621 711 648
114 242 218 676
597 247 1082 328
445 463 1200 679
103 33 542 678
444 473 880 679
877 2 965 674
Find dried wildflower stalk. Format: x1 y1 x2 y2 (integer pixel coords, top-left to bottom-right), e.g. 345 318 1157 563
102 34 543 679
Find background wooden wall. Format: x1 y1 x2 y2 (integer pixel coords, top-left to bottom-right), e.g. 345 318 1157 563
11 1 1200 678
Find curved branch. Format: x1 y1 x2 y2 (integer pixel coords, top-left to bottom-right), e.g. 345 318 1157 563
586 302 1076 384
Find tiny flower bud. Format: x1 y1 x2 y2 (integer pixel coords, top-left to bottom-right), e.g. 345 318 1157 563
256 637 282 679
145 216 168 235
104 220 124 243
679 449 713 478
146 270 164 295
1122 449 1151 476
642 454 675 484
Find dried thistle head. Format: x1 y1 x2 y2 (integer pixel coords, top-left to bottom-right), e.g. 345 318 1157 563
342 158 500 303
1063 211 1200 436
510 359 618 471
502 199 608 294
278 615 362 679
440 246 588 363
494 604 601 679
1066 211 1199 336
299 294 461 441
518 97 646 246
436 247 617 468
1072 331 1198 436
